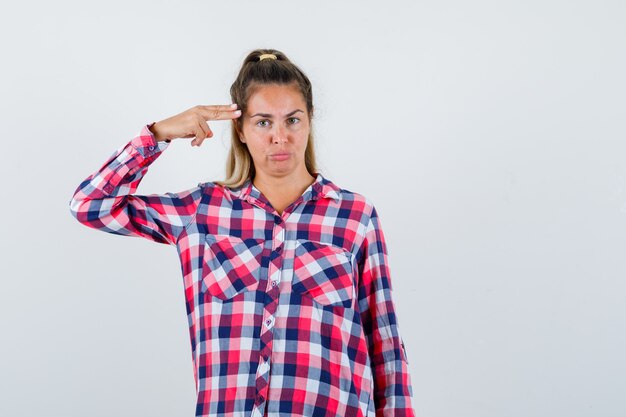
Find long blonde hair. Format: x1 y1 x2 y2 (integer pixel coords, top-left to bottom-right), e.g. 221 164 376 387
213 49 318 189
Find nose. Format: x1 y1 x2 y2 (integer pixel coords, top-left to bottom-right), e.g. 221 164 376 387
272 124 287 144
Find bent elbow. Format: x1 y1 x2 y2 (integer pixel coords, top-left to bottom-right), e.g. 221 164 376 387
68 193 88 225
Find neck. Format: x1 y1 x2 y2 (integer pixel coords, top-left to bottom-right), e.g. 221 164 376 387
253 171 316 195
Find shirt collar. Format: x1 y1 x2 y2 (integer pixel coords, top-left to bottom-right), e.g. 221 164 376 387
230 172 341 208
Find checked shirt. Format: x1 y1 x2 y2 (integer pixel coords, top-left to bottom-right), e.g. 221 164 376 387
69 124 416 417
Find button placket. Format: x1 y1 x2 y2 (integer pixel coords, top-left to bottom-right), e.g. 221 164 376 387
258 357 270 375
268 222 285 290
253 214 286 416
276 228 285 243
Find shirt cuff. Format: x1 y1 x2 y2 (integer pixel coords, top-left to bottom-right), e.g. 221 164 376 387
130 123 170 157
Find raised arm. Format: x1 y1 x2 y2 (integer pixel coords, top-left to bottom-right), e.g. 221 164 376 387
357 204 416 417
69 104 242 245
68 124 202 245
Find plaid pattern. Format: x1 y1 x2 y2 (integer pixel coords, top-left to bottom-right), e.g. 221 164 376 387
69 125 416 417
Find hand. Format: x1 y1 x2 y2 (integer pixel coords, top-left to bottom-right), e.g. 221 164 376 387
149 104 242 146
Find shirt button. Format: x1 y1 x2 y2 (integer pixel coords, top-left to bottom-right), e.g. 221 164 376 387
271 280 277 287
275 246 282 253
148 146 155 151
274 215 282 224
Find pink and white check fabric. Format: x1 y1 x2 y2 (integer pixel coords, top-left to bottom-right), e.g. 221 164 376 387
69 125 416 417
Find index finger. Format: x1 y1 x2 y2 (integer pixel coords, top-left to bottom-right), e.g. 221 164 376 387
198 104 242 121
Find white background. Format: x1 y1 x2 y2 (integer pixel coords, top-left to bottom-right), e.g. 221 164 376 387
1 1 625 416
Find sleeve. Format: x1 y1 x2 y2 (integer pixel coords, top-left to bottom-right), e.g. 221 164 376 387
357 204 416 417
68 124 203 246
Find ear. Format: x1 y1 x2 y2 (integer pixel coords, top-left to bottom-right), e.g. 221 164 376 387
233 120 246 143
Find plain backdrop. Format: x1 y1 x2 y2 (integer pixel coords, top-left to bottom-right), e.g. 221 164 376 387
1 1 625 416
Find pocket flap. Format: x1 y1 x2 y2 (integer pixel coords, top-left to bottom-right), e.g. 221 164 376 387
292 240 354 307
202 234 265 301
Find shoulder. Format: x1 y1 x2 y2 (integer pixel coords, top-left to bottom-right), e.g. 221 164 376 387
338 188 374 207
195 181 219 196
189 181 222 202
328 182 377 219
195 180 246 204
196 180 217 190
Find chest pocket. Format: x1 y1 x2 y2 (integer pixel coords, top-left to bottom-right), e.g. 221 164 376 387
292 240 355 308
201 234 265 301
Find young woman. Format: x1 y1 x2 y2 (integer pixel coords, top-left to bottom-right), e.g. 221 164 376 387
69 49 415 417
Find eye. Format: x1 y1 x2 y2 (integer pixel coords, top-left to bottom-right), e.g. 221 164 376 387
288 117 300 124
256 119 270 127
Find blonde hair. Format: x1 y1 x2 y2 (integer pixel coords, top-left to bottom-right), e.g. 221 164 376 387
213 49 317 189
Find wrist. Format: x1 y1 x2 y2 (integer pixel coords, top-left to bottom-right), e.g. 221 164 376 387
148 121 171 143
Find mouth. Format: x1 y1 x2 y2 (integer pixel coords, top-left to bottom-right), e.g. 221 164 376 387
269 152 291 161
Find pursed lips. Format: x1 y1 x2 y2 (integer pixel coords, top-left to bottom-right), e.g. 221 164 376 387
269 152 291 160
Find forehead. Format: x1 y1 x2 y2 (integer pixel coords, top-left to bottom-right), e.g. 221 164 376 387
246 83 305 113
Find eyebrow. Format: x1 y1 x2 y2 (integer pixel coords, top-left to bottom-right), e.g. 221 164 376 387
250 109 304 118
